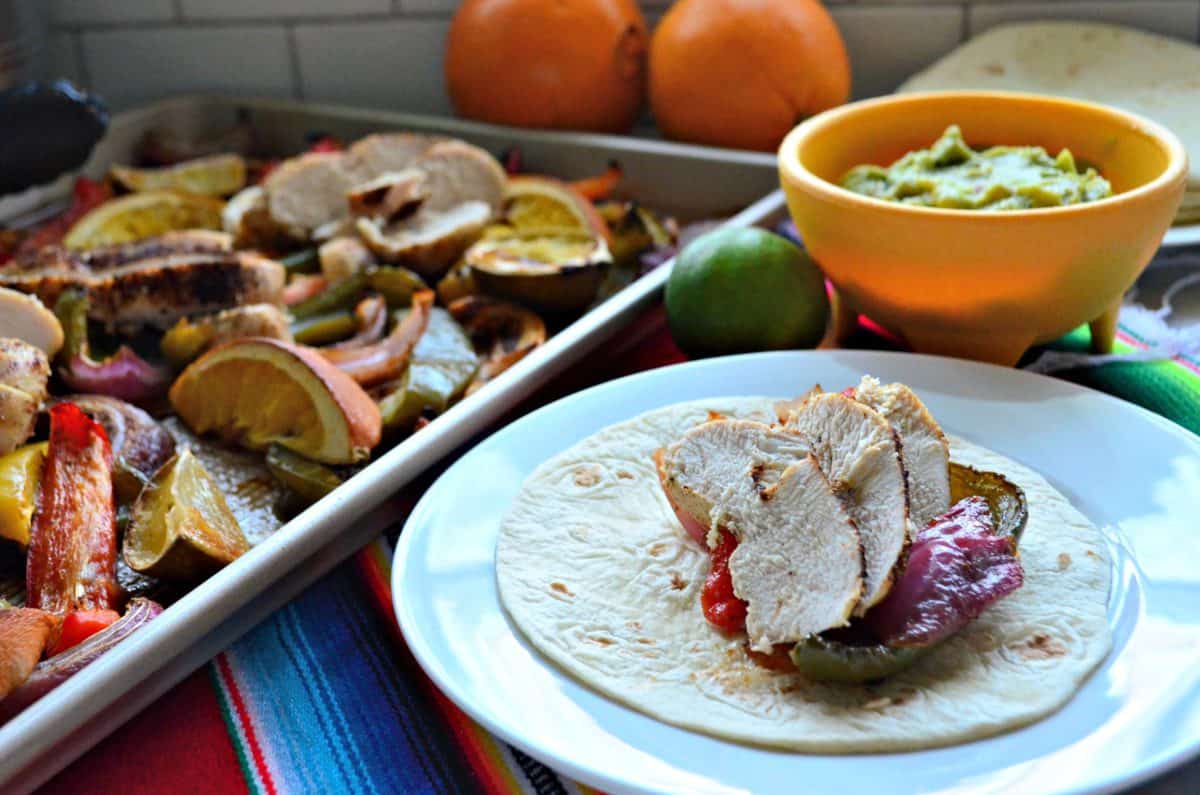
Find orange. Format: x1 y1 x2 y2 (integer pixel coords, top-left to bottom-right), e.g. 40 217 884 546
169 338 382 465
649 0 850 151
445 0 648 133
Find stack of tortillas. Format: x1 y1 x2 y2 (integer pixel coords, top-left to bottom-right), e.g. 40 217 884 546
900 22 1200 226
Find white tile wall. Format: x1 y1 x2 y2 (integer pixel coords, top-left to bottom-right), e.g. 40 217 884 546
968 1 1200 40
40 0 1200 113
81 26 294 109
293 20 452 115
181 0 391 20
52 0 175 25
831 5 965 98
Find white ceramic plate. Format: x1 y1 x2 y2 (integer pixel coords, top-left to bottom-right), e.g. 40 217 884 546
1163 224 1200 249
393 350 1200 795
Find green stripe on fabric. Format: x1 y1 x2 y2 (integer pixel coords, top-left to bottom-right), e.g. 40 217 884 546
207 662 262 795
1046 326 1200 437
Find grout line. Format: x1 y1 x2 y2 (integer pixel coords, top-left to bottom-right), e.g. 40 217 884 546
285 23 305 101
47 10 455 33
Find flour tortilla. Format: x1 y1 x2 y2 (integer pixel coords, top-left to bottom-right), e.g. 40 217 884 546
899 22 1200 224
496 398 1112 752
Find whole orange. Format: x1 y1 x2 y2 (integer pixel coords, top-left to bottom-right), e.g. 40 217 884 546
445 0 648 133
649 0 850 151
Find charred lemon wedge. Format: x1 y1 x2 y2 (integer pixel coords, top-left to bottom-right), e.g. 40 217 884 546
64 191 225 250
110 154 247 197
464 176 612 312
123 448 250 580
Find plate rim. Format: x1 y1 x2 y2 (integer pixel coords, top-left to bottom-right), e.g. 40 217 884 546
392 350 1200 795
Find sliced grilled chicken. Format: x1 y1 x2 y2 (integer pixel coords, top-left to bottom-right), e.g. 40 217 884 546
0 338 50 455
357 202 493 278
263 151 358 238
783 392 910 615
0 288 63 356
347 169 429 222
658 418 814 547
185 303 293 347
319 236 376 284
411 140 506 215
5 230 232 276
345 132 442 179
853 376 951 529
659 419 863 651
3 252 285 332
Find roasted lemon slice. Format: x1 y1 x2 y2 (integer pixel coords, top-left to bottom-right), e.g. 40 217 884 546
499 175 608 237
63 191 226 250
123 448 250 581
110 154 247 197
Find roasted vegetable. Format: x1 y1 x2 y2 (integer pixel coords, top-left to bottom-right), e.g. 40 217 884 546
449 296 546 395
789 634 930 683
378 307 478 430
320 290 434 387
161 304 294 367
47 608 120 656
326 295 388 351
123 448 250 580
25 403 120 614
53 289 169 405
0 443 48 547
435 262 480 305
0 608 59 702
950 462 1028 542
278 247 320 275
0 287 64 356
57 394 176 504
265 444 342 505
289 273 368 320
0 598 162 723
366 266 428 308
465 232 611 313
571 161 622 201
291 309 359 347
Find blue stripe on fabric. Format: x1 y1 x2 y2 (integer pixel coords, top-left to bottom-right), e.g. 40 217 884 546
225 562 468 795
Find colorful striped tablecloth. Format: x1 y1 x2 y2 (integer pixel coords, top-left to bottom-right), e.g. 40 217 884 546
42 289 1200 795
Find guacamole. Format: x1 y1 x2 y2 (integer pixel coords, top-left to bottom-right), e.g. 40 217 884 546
840 126 1112 210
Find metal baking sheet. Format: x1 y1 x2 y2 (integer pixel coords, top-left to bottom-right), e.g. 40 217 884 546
0 94 784 792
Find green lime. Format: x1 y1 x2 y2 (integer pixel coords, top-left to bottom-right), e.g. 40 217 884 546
664 227 829 356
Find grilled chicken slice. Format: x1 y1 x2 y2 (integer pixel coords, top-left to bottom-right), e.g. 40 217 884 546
3 252 285 333
177 303 293 349
5 230 232 276
0 608 58 701
783 392 910 615
0 288 63 356
410 140 506 215
659 419 863 651
263 152 358 239
357 202 493 278
319 236 376 284
345 132 442 179
853 376 951 528
0 338 50 455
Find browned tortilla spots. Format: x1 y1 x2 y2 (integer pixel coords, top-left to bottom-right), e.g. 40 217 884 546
648 542 668 557
616 469 635 480
550 581 574 597
1057 553 1072 570
669 571 688 591
573 466 601 487
1020 633 1067 660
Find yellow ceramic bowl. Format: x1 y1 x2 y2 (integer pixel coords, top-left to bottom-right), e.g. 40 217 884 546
778 91 1188 365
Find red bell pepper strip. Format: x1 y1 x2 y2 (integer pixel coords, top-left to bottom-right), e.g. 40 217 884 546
8 178 113 262
571 161 622 202
47 609 121 657
25 403 120 615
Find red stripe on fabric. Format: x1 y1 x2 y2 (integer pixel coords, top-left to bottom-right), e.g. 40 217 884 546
215 654 278 795
354 548 517 795
40 669 248 795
